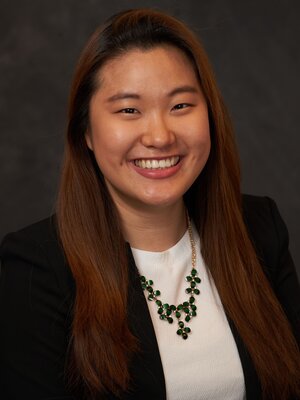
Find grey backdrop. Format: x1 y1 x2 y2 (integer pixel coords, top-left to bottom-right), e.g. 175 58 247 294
0 0 299 276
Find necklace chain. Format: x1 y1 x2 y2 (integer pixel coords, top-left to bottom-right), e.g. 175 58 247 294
140 214 201 340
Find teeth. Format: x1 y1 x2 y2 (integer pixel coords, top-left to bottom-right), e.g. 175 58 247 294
134 156 180 169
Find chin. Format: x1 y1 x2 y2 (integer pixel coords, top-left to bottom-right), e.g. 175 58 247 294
140 195 183 209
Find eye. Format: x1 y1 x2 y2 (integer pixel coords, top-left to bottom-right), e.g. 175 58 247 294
172 103 192 111
119 108 138 114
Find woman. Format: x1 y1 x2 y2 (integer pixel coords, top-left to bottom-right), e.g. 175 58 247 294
0 8 299 400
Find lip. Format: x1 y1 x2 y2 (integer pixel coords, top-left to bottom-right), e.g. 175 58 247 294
129 156 182 179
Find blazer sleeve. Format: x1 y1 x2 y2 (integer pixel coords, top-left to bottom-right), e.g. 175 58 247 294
0 229 74 399
266 197 300 345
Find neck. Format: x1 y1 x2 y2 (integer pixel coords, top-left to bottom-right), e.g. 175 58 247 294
115 200 187 252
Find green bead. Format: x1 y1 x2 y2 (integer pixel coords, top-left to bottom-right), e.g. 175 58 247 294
191 268 197 276
156 300 162 306
194 289 200 295
158 307 163 314
185 315 191 322
182 333 188 339
163 303 169 309
189 296 195 303
167 317 173 324
185 288 192 294
160 315 166 320
141 283 147 290
177 304 183 310
175 311 181 318
148 294 154 301
177 329 182 335
185 276 192 282
184 327 191 333
140 276 146 282
146 280 153 285
147 286 153 292
191 305 197 311
170 305 176 311
191 311 197 317
183 301 189 307
166 309 172 316
178 321 184 328
194 277 201 283
183 307 190 314
190 281 196 288
154 290 161 296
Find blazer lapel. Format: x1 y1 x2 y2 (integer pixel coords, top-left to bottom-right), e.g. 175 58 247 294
126 247 166 400
227 317 262 399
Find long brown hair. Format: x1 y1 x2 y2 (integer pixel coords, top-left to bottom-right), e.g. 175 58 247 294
57 8 300 399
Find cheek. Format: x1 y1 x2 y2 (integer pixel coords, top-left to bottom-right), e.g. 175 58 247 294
90 120 131 154
185 125 211 167
185 118 211 151
90 130 136 173
177 107 210 142
200 128 211 150
195 113 210 150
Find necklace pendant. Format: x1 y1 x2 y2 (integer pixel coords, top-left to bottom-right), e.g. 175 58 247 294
176 321 191 339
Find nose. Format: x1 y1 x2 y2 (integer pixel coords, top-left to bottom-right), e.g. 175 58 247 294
140 113 176 148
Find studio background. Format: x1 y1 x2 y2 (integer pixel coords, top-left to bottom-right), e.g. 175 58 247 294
0 0 299 277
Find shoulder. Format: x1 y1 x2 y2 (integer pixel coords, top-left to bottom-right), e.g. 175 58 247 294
241 194 295 284
0 216 74 295
0 217 75 397
1 215 60 254
242 195 300 343
241 194 288 256
242 193 282 229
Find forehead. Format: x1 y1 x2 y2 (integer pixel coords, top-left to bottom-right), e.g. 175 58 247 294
96 46 200 95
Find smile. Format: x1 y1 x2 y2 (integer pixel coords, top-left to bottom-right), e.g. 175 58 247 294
134 156 180 169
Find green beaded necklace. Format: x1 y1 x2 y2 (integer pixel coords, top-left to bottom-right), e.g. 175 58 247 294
139 215 201 340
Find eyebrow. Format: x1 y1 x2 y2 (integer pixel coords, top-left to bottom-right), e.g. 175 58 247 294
105 85 199 103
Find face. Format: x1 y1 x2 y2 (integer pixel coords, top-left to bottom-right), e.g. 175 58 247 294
86 46 210 213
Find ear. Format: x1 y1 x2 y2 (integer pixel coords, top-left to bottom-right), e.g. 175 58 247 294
85 130 93 151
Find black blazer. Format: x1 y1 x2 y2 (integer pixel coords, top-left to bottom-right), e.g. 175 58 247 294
0 195 299 400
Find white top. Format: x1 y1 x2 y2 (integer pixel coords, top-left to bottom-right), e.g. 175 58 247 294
131 224 246 400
